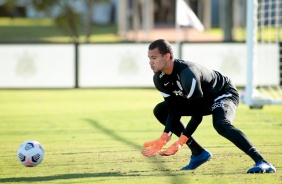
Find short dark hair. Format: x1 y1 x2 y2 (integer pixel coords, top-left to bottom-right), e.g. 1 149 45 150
148 39 173 59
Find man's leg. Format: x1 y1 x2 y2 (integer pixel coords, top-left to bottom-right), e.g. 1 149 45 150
212 98 276 173
153 101 204 155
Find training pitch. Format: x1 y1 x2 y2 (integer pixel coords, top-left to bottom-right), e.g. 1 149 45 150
0 89 281 184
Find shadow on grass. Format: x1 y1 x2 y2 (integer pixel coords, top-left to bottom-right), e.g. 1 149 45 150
84 118 190 183
84 118 141 150
0 172 124 183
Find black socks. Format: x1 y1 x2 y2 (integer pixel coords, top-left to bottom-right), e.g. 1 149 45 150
186 136 204 156
247 147 265 163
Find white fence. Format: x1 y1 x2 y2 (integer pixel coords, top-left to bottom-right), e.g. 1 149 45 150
0 43 279 88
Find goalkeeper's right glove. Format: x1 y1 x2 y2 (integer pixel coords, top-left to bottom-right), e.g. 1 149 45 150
159 134 188 156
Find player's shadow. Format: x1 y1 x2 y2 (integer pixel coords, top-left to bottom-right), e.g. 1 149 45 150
84 118 141 150
84 118 187 183
0 172 125 183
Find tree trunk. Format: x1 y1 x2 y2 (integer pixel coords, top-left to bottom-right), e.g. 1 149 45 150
220 0 233 41
85 0 95 43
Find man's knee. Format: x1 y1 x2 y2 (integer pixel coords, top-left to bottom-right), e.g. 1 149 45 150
213 119 232 136
212 100 236 135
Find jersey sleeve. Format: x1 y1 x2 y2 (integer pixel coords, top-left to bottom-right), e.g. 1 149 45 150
180 67 203 100
153 73 171 97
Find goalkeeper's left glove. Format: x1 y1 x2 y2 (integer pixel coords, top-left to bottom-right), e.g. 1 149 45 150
141 132 171 157
159 134 188 156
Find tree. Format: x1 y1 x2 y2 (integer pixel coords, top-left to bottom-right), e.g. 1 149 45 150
32 0 81 42
219 0 233 41
84 0 95 43
1 0 98 43
32 0 109 43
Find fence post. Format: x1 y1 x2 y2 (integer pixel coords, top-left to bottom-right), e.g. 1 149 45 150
279 42 282 85
75 42 79 88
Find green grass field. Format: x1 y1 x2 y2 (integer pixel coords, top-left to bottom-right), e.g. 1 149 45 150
0 89 281 184
0 18 123 43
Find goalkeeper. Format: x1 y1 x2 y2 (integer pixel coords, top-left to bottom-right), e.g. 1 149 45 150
141 39 276 174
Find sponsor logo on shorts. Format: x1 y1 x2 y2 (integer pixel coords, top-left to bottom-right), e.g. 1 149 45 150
211 102 224 111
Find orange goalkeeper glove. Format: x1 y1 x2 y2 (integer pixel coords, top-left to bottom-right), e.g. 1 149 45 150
141 132 171 157
159 134 188 156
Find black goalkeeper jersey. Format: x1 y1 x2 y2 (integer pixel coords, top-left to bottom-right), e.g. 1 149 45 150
153 59 234 102
153 59 238 135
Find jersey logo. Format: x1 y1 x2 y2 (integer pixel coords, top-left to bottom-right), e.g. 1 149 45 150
173 90 185 97
164 82 169 86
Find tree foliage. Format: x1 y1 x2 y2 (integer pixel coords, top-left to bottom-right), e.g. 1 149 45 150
0 0 98 42
32 0 81 42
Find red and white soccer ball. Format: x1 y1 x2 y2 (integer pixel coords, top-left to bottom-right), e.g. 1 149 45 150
17 140 44 167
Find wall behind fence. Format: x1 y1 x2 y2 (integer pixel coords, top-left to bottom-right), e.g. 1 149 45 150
0 44 75 88
79 44 153 87
182 43 279 86
0 43 279 88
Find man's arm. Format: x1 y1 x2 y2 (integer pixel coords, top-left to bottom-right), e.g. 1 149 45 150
141 74 179 157
159 116 203 156
162 96 182 133
153 74 181 134
182 116 203 138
